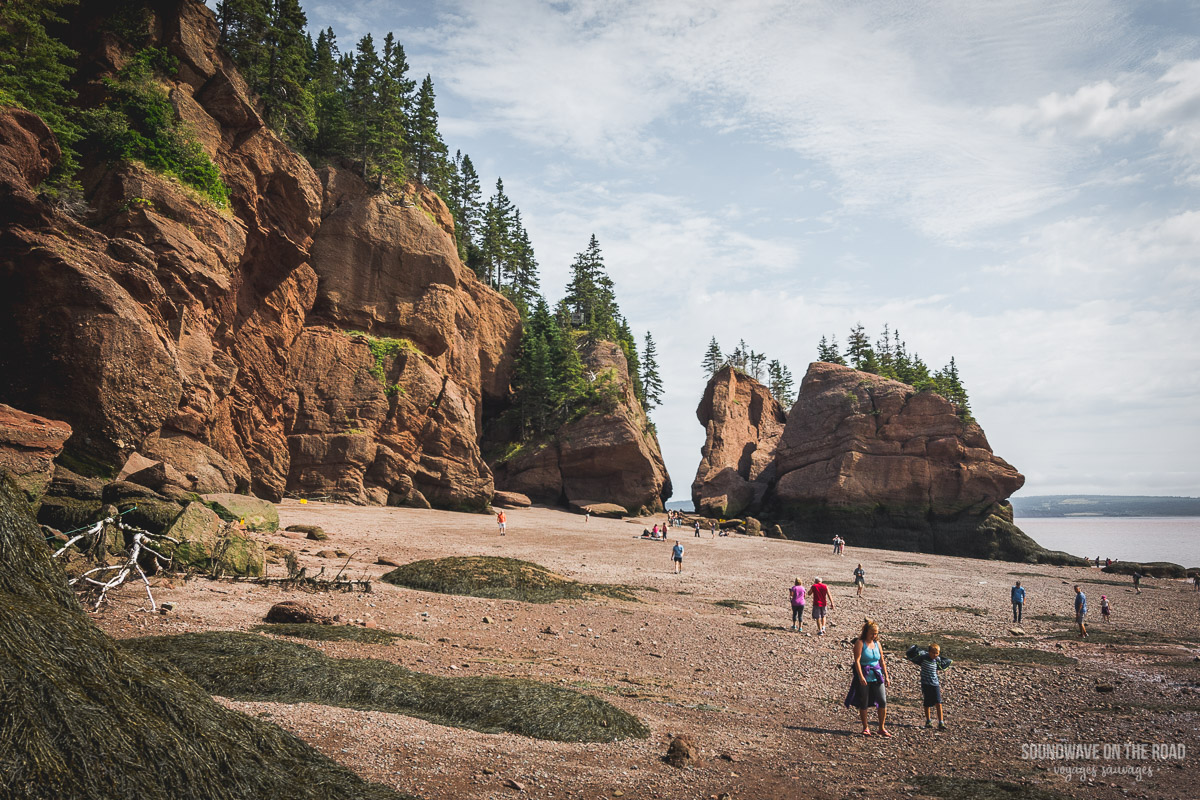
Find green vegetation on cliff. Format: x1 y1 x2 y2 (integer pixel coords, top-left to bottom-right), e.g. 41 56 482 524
702 336 796 407
818 323 971 417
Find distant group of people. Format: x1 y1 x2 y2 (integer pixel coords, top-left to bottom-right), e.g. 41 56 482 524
832 535 847 555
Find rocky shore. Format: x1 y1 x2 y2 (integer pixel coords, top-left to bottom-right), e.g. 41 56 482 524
95 502 1200 800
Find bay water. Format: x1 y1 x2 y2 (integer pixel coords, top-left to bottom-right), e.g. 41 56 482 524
1016 516 1200 567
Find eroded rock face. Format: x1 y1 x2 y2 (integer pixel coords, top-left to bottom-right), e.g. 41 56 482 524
0 1 320 500
283 165 521 510
772 363 1023 515
761 362 1055 560
0 404 72 500
691 366 786 517
493 340 671 514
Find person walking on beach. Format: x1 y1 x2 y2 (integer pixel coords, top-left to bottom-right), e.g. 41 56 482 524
1100 595 1110 621
1074 585 1088 638
810 576 833 635
584 510 590 524
671 540 684 574
1011 581 1025 623
496 510 507 536
789 578 807 633
832 536 840 555
853 564 866 597
694 520 701 538
847 619 890 737
1132 571 1142 594
710 520 718 538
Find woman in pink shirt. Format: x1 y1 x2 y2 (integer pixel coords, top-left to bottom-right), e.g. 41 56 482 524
789 578 807 633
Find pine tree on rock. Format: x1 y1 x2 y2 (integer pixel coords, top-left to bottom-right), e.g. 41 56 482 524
410 74 447 186
767 359 795 407
845 323 873 371
309 28 352 156
702 337 725 377
259 0 313 143
507 209 541 308
641 332 664 410
375 32 414 187
480 178 514 287
349 33 382 181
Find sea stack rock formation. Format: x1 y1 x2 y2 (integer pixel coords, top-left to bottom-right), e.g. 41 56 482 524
691 366 786 517
769 362 1065 560
697 362 1077 562
492 340 671 515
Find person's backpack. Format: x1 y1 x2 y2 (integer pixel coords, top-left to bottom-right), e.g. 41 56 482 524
905 645 927 664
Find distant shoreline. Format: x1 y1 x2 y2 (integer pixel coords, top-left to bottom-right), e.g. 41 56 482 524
1012 495 1200 518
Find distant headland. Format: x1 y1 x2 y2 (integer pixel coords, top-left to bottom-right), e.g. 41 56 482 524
1011 495 1200 517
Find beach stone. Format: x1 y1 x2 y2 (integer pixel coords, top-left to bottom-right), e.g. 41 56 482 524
265 601 331 625
665 734 699 768
201 492 279 532
316 549 338 559
284 524 327 540
1009 627 1026 636
492 490 531 508
377 556 402 567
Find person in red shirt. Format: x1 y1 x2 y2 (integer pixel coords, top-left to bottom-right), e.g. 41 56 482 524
496 510 506 535
809 576 834 636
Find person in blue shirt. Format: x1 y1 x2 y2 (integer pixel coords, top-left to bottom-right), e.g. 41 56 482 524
1011 581 1026 623
1073 585 1088 639
671 541 684 574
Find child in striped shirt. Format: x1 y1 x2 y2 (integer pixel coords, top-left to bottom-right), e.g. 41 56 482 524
915 643 952 730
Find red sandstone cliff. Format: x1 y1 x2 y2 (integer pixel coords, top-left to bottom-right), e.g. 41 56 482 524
0 1 520 509
691 366 786 518
492 340 672 514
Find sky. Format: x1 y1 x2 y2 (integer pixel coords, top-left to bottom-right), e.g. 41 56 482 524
254 0 1200 500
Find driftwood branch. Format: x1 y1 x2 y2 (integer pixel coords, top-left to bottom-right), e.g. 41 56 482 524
52 516 179 611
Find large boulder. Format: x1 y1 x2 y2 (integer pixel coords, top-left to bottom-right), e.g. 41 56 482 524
692 366 785 518
492 340 672 514
201 492 279 532
763 362 1075 562
0 403 72 500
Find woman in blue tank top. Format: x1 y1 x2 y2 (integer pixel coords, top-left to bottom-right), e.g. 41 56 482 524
851 619 890 737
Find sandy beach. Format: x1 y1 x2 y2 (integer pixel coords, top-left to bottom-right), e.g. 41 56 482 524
96 502 1200 800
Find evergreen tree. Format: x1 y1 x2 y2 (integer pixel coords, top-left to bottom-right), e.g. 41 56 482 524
702 337 724 377
480 178 513 286
767 359 795 407
0 0 82 180
258 0 313 143
748 350 766 382
216 0 271 84
451 151 482 250
374 32 414 187
845 323 873 371
933 357 970 417
564 234 619 336
817 335 845 364
410 74 446 185
349 33 382 179
309 28 351 155
617 317 643 405
507 209 540 306
641 331 663 410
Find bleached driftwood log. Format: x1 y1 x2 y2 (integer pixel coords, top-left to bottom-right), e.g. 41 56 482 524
51 514 178 611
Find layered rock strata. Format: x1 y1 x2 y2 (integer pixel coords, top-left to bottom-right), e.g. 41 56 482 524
691 366 786 518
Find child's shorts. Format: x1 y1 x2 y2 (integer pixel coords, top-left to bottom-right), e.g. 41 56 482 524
921 684 942 707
